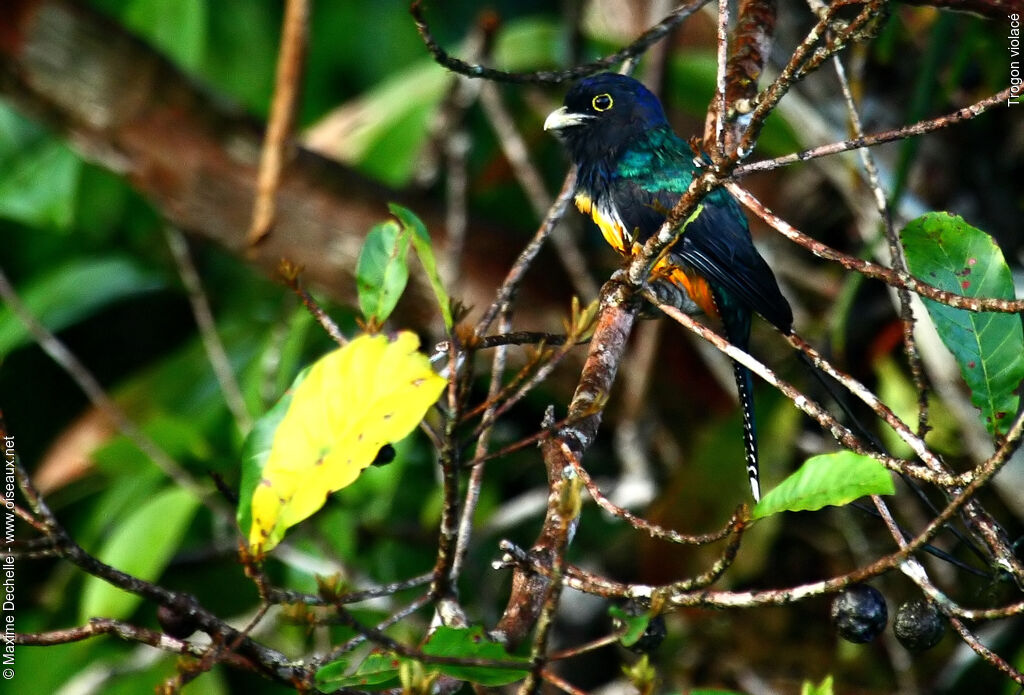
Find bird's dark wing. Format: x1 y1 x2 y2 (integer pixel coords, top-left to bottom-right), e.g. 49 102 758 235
610 132 793 333
675 198 793 333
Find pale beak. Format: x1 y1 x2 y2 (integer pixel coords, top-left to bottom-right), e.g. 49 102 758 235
543 106 592 131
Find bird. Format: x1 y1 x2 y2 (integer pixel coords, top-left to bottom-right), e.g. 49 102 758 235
544 72 793 502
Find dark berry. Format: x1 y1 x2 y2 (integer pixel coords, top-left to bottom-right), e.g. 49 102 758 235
617 599 667 654
831 584 888 643
371 444 396 466
894 599 945 652
157 605 200 639
629 613 667 654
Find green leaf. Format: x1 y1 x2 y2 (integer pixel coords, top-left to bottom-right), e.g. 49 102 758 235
492 18 561 72
422 626 530 686
305 61 452 187
0 256 164 358
79 486 200 622
122 0 208 70
0 137 81 230
422 626 528 685
316 653 402 692
236 367 308 541
901 212 1024 436
608 604 650 648
752 451 894 519
801 675 835 695
389 203 452 330
311 627 531 690
357 220 411 326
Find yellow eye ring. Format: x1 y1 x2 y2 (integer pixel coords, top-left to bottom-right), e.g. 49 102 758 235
592 93 613 112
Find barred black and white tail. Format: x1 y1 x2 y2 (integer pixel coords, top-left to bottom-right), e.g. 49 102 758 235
732 359 761 502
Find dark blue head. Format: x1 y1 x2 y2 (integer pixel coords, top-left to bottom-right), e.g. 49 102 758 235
544 73 669 167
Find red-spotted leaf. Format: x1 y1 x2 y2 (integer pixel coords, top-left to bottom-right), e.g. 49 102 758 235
901 213 1024 437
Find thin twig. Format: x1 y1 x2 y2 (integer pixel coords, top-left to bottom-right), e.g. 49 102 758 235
452 310 511 580
311 594 433 668
164 226 252 431
831 54 931 436
651 294 955 487
247 0 309 246
278 261 348 345
442 331 574 351
710 0 731 157
468 331 585 442
266 572 433 607
567 443 739 545
786 333 947 480
727 183 1024 314
541 669 590 695
410 0 712 85
949 616 1024 685
475 169 577 335
658 407 1024 609
735 86 1014 176
10 452 300 682
431 337 465 600
16 619 257 673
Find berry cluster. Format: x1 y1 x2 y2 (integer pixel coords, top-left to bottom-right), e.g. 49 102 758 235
831 585 946 651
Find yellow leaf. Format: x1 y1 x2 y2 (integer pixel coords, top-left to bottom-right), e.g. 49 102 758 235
248 331 445 553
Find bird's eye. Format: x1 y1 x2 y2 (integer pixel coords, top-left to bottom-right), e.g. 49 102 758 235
592 93 613 112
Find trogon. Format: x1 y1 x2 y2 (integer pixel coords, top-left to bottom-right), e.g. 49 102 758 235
544 72 792 502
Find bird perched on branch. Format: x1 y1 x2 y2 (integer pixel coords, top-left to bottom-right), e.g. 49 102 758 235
544 72 792 502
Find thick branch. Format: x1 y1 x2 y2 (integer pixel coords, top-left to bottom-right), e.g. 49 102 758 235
0 0 565 328
493 279 639 646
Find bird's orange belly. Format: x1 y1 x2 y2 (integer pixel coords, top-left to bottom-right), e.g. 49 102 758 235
576 192 718 318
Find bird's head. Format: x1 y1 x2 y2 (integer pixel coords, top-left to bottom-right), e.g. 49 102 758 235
544 73 669 166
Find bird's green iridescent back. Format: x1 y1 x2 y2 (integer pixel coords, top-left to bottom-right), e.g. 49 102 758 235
612 126 745 237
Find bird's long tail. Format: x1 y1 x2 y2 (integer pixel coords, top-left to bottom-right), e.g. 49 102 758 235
732 359 761 502
714 292 761 502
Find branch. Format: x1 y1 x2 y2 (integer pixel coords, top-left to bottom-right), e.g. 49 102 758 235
17 619 259 672
7 443 304 685
164 226 253 432
650 294 955 486
567 444 743 545
247 0 309 246
0 0 572 328
493 279 639 646
409 0 712 84
735 86 1014 176
728 183 1024 314
661 407 1024 608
